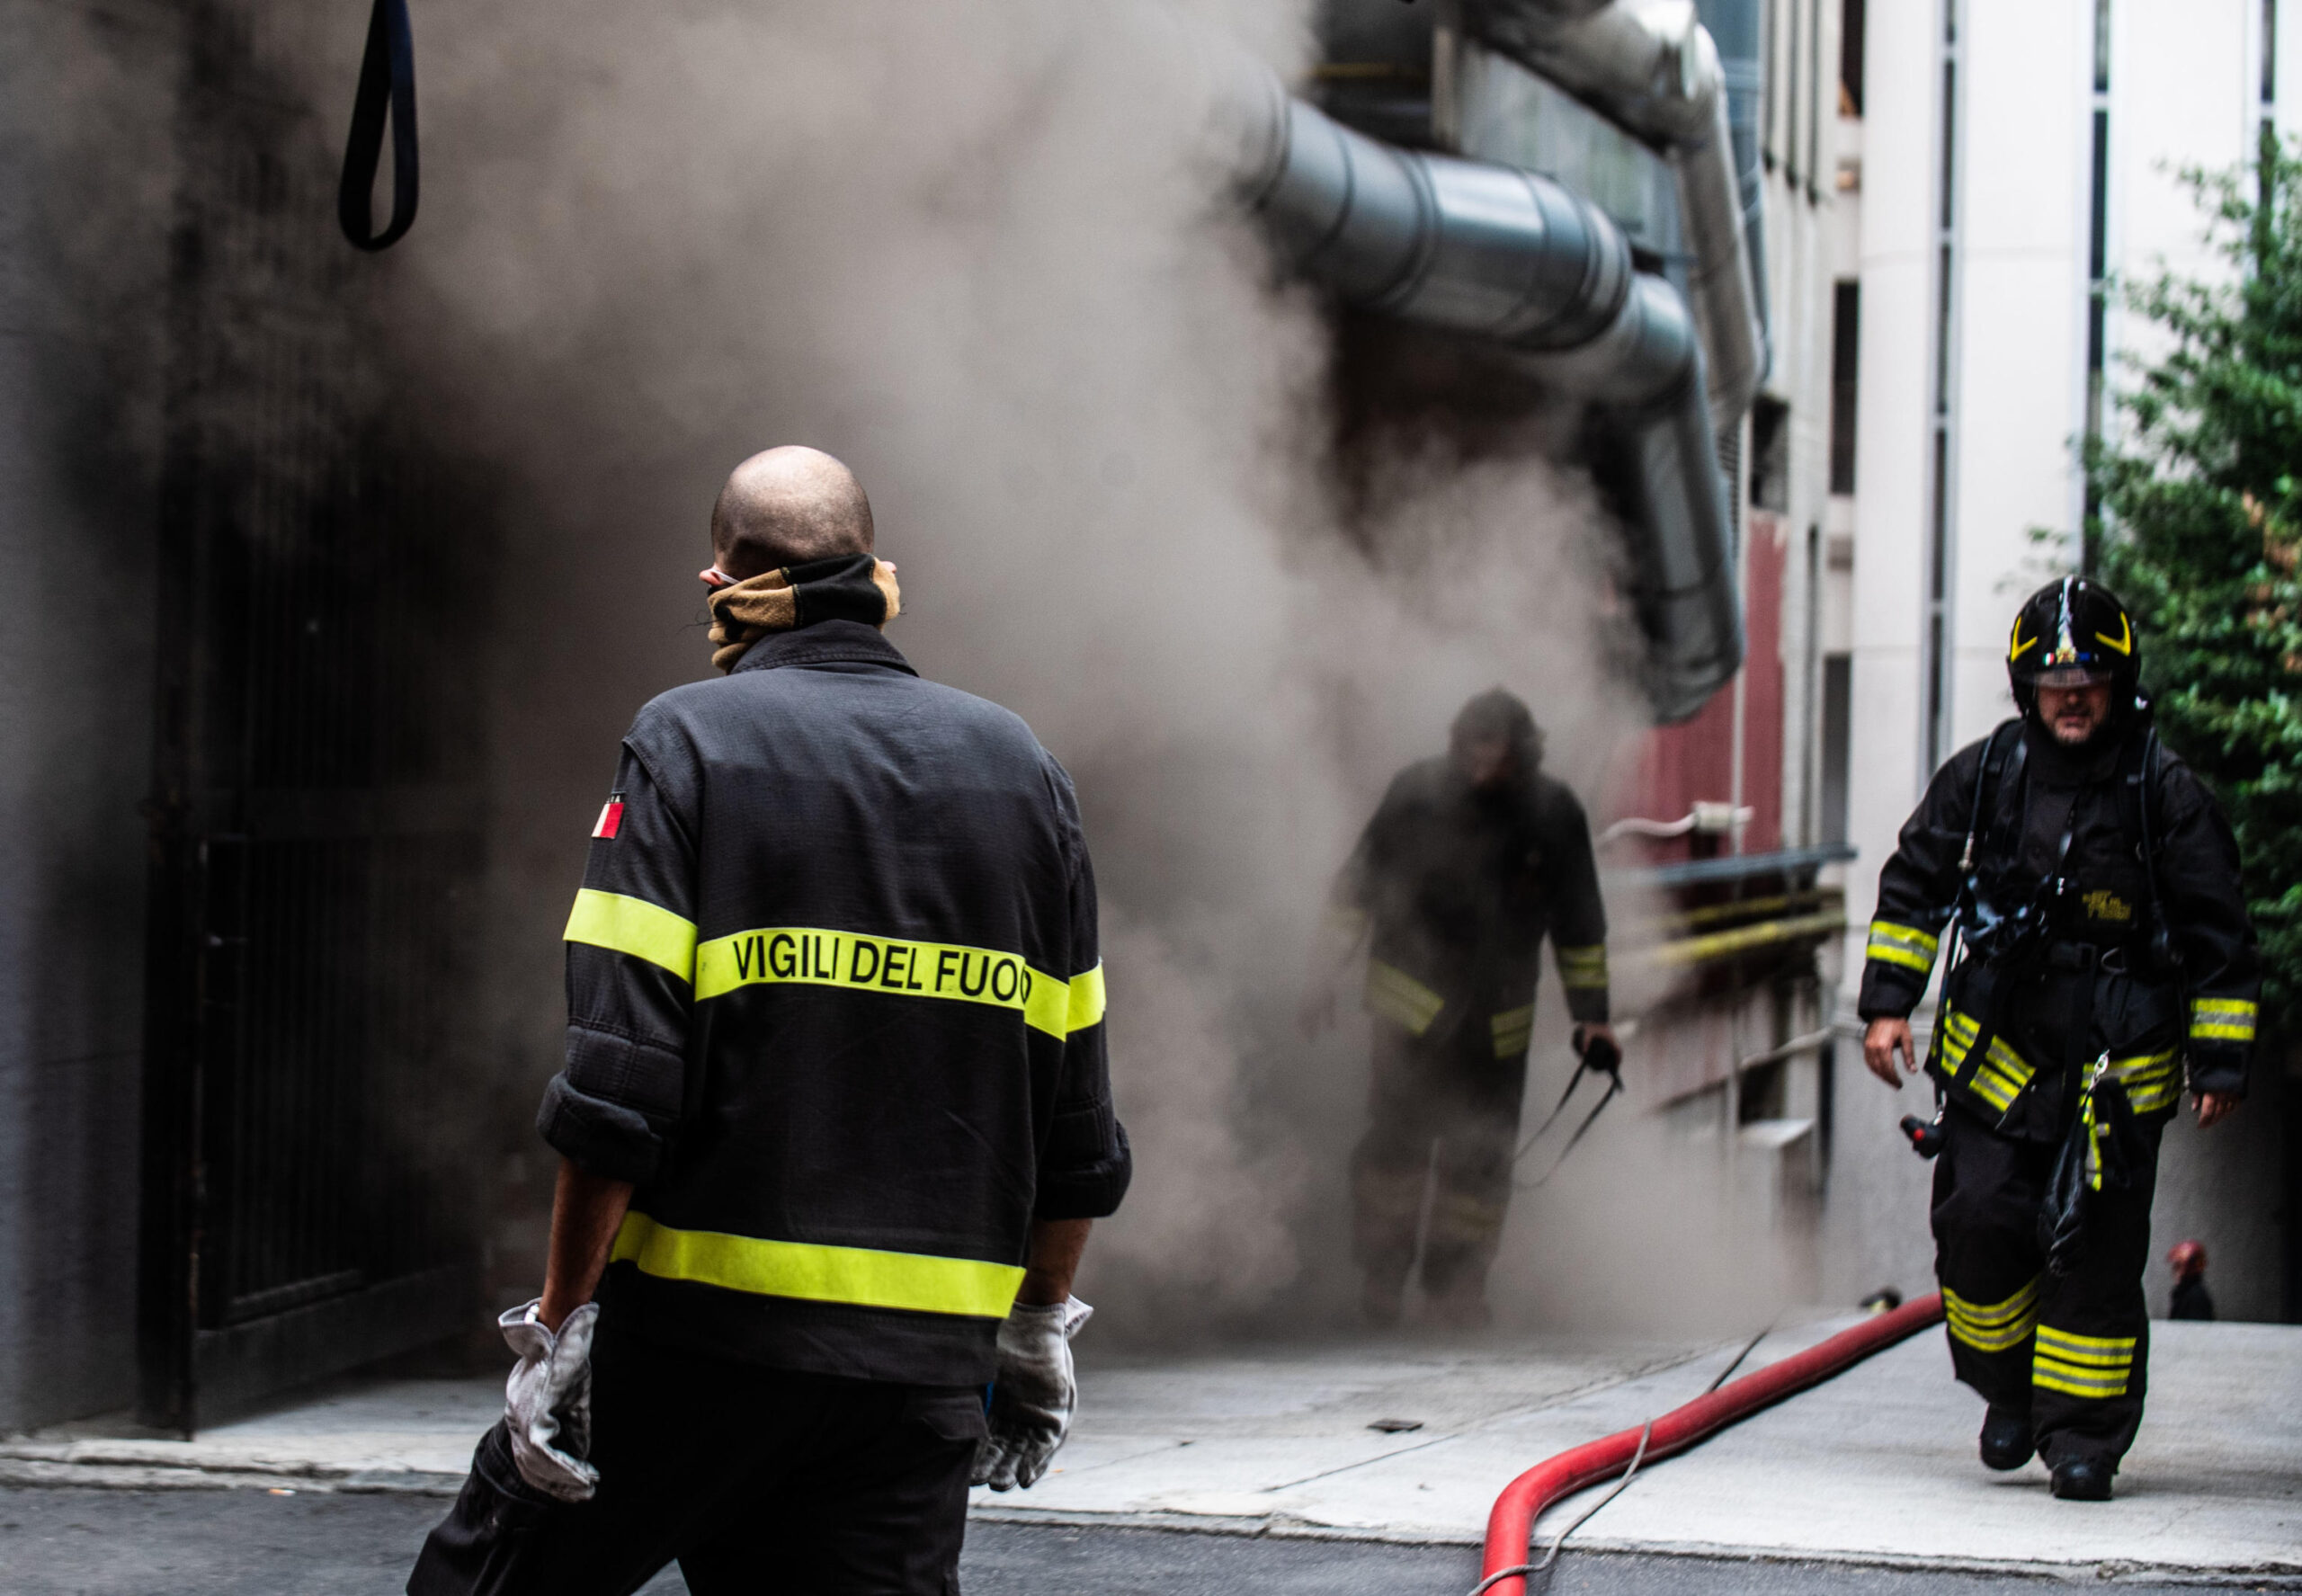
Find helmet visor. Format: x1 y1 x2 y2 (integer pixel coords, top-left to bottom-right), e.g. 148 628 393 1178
2035 664 2115 689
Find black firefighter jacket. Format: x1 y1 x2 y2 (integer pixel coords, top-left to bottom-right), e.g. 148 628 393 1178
1335 758 1611 1068
536 620 1131 1386
1859 715 2258 1139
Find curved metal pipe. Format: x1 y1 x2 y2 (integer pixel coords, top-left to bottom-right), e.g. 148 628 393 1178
1250 96 1629 352
1237 85 1744 718
1693 0 1772 372
1600 296 1745 719
1459 0 1768 426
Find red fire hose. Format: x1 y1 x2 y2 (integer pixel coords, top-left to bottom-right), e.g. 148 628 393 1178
1477 1293 1947 1596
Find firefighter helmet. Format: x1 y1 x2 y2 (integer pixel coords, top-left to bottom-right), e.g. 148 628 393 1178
2006 577 2141 711
2167 1238 2208 1281
1451 687 1545 766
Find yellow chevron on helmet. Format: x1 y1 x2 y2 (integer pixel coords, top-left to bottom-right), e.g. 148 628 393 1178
2008 577 2141 702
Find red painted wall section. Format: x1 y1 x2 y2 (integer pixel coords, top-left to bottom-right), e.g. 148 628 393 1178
1606 512 1788 863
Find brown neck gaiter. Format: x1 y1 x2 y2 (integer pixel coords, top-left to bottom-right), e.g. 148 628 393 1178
707 553 902 673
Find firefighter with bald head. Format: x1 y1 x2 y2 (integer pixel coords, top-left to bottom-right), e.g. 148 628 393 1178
1860 578 2257 1502
1304 689 1614 1328
411 446 1130 1594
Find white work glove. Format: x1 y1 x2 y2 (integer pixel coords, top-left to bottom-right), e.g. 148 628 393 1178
972 1296 1093 1492
499 1298 600 1502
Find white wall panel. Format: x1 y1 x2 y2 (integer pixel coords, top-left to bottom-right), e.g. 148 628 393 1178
2119 0 2249 281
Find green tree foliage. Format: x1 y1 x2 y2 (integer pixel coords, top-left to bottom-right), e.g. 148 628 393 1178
2086 135 2302 1030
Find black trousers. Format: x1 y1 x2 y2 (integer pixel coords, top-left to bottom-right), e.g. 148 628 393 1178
1931 1098 2165 1471
408 1313 986 1596
1351 1021 1529 1301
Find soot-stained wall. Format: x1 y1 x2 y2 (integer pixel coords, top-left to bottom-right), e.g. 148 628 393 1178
0 0 179 1430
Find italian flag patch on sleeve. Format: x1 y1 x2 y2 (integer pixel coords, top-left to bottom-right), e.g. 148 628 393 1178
593 795 625 840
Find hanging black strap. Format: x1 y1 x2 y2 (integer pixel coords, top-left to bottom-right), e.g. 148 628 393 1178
338 0 418 251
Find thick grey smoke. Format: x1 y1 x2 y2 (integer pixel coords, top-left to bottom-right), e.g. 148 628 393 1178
355 0 1765 1335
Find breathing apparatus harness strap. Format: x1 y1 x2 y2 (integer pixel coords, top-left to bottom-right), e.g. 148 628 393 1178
1921 719 2028 1096
2116 725 2181 984
338 0 419 251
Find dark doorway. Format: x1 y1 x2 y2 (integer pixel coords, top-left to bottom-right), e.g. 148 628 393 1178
137 13 491 1432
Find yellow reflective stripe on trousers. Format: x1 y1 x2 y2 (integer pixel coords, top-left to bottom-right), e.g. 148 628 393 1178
2190 996 2257 1042
2033 1324 2137 1398
1866 919 1941 975
1366 961 1445 1036
1943 1279 2039 1353
1936 1009 2035 1112
691 928 1102 1039
610 1213 1023 1318
565 889 699 981
1490 1004 1534 1059
1555 944 1609 991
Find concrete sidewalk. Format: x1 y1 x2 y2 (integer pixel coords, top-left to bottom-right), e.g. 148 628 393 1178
983 1318 2302 1583
4 1320 2296 1584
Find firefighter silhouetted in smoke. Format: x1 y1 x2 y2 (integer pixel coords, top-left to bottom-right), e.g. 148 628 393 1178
1302 690 1613 1329
409 447 1129 1595
1860 578 2257 1502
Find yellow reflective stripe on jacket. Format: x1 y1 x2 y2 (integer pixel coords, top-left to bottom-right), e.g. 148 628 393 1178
565 889 699 982
2032 1324 2137 1398
1943 1279 2039 1353
691 927 1102 1039
1937 1009 2035 1112
1060 962 1108 1036
1490 1004 1534 1059
1866 919 1941 976
1555 944 1609 991
2190 996 2257 1043
610 1213 1023 1319
1366 961 1445 1036
2105 1048 2181 1114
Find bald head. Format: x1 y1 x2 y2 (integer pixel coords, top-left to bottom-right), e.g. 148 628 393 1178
710 447 874 579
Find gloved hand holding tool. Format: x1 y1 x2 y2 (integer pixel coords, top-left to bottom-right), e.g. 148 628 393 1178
1512 1024 1624 1188
1573 1022 1621 1078
972 1295 1093 1492
499 1298 601 1502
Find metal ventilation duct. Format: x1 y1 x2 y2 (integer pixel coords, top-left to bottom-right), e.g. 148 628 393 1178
1692 0 1771 369
1231 75 1744 720
1459 0 1770 426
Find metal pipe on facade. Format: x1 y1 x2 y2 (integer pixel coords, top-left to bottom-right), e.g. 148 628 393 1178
1693 0 1771 371
1235 82 1744 718
1459 0 1769 425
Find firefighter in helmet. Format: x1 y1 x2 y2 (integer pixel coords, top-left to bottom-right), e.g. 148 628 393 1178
1860 578 2257 1501
1302 689 1614 1328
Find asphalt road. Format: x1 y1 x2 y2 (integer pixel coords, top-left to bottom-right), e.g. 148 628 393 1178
0 1485 2246 1595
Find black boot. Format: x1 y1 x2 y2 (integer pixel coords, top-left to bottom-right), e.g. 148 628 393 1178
1978 1405 2034 1471
2049 1457 2114 1501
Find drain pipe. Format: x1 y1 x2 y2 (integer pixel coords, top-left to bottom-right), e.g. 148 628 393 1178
1693 0 1771 378
1233 76 1744 718
1459 0 1768 425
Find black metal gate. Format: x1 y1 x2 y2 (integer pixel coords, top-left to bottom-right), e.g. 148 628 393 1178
138 9 490 1431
